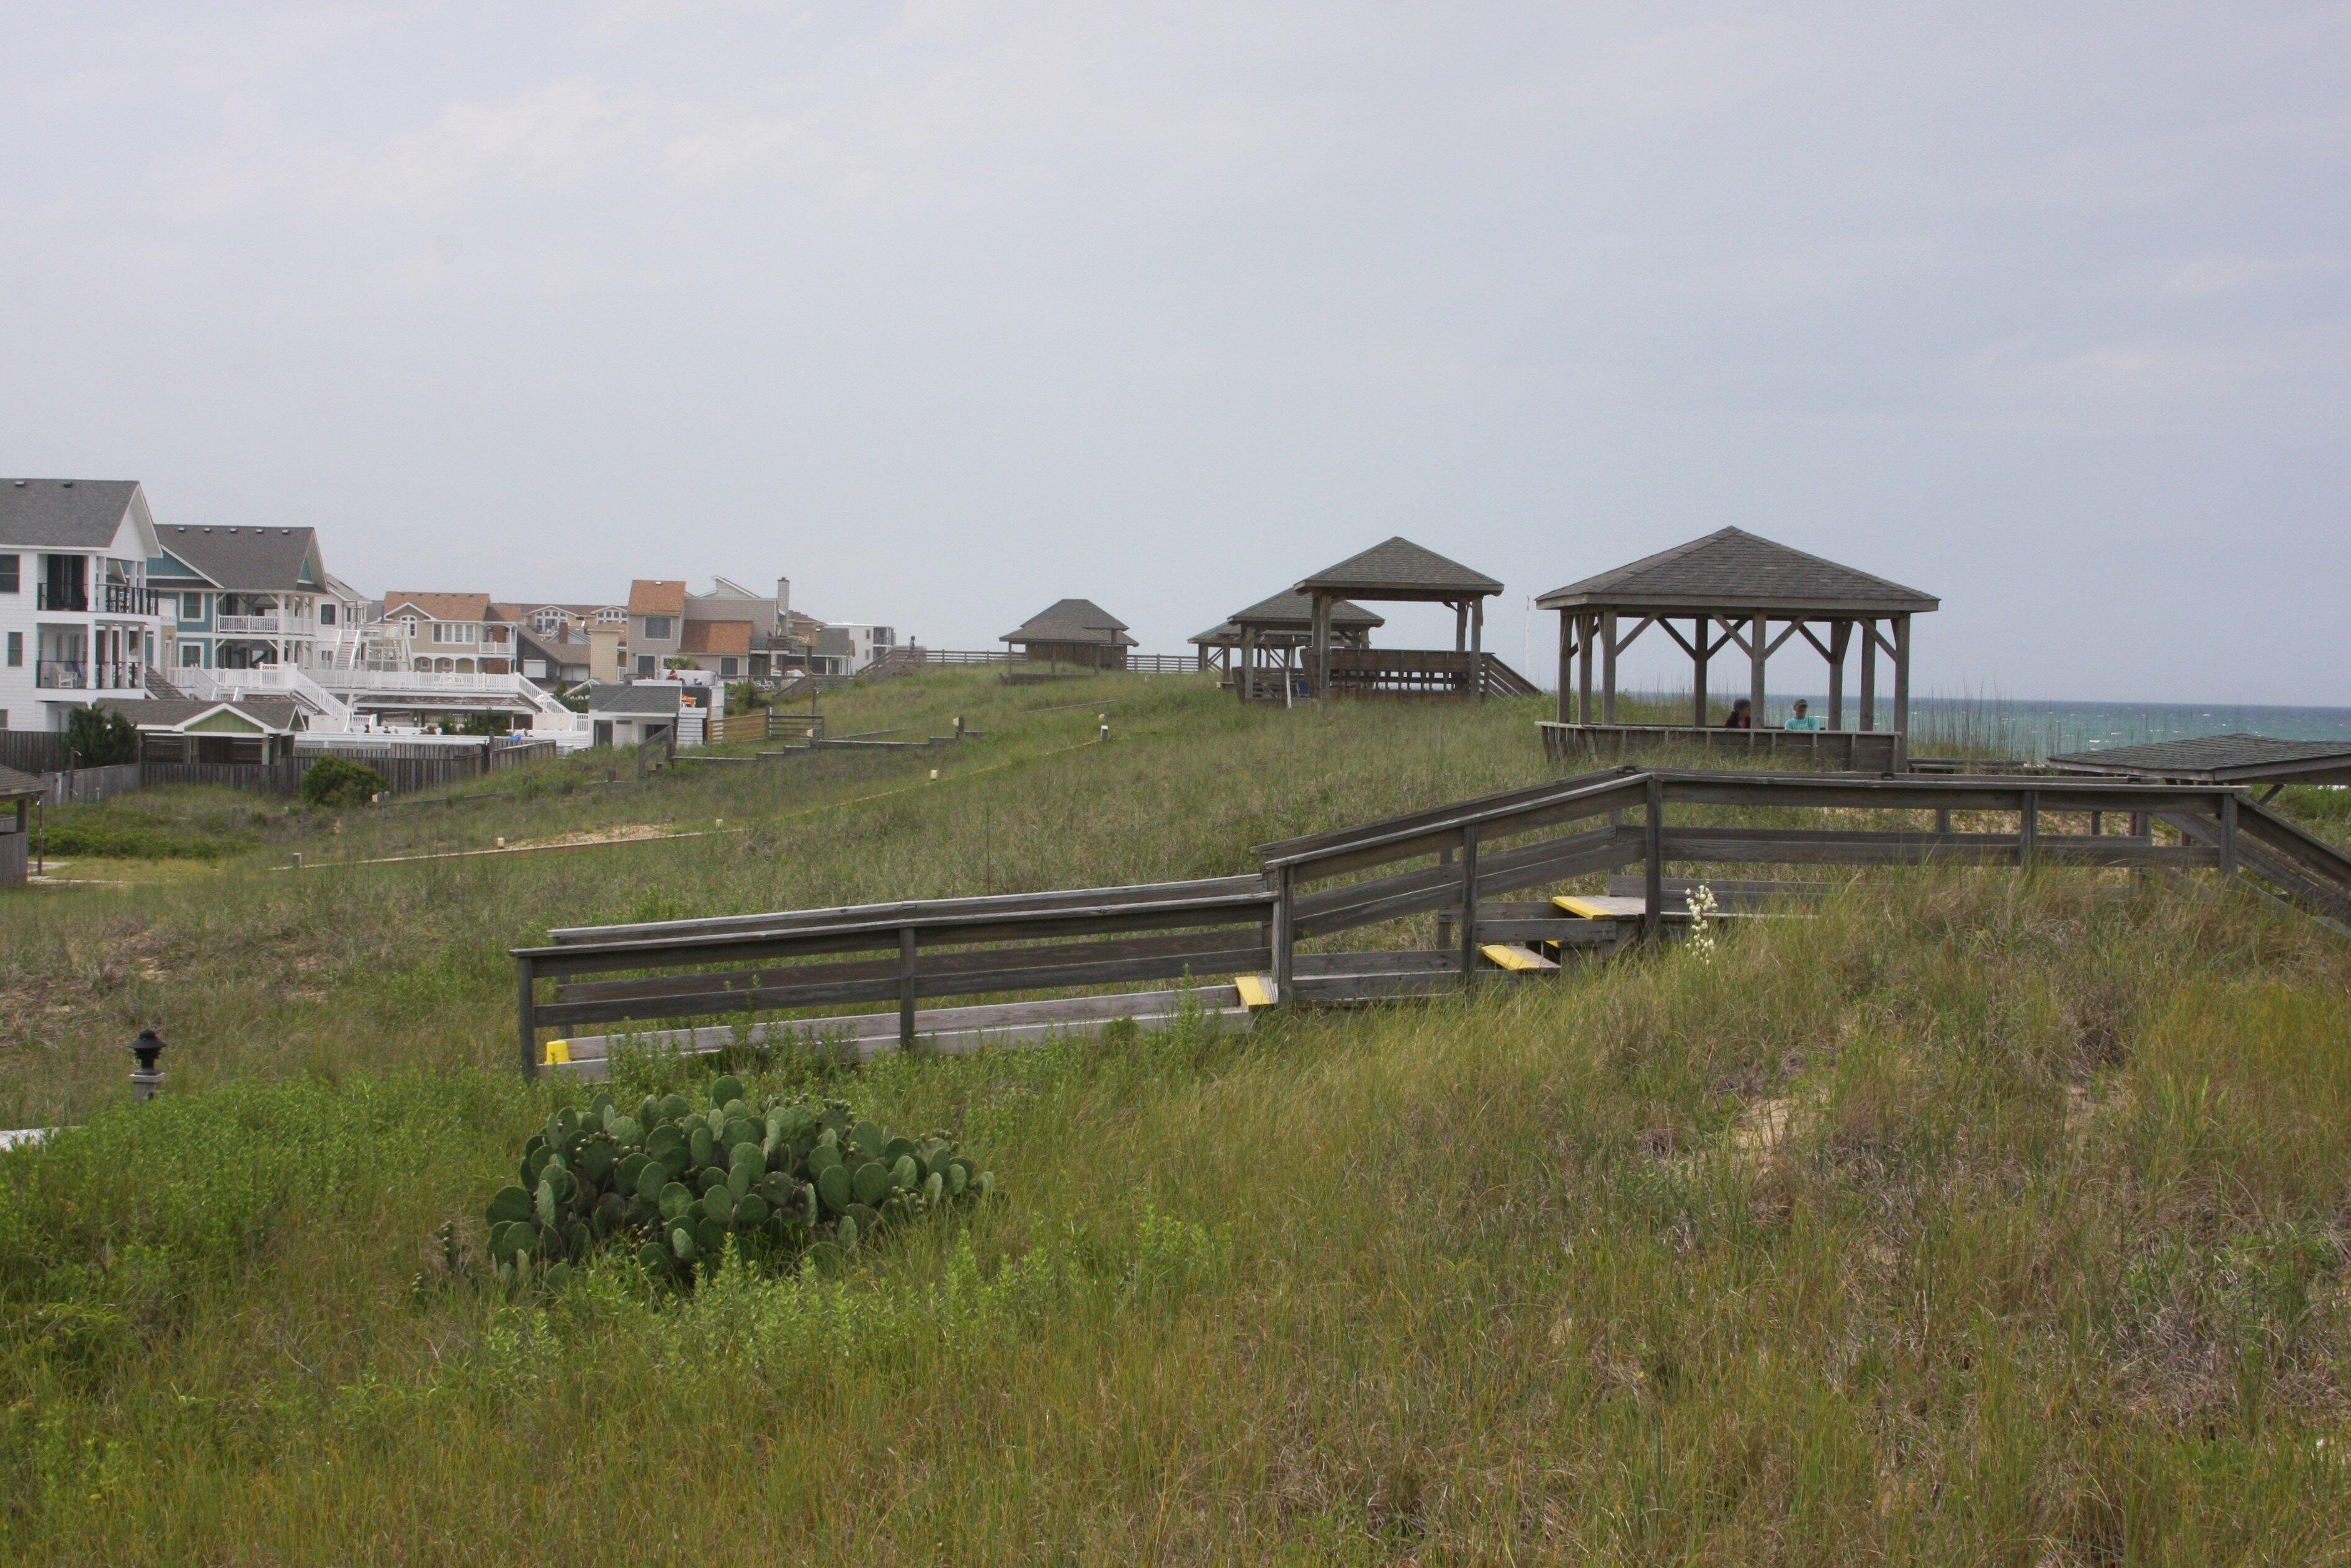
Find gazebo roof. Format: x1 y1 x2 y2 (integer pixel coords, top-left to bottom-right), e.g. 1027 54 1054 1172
2048 733 2351 785
1227 591 1385 632
1001 598 1138 648
1189 621 1240 647
1536 527 1937 616
0 763 46 802
1294 537 1502 601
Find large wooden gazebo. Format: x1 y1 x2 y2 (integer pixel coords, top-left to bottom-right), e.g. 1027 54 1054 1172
1000 599 1136 673
1535 527 1938 768
1293 537 1527 699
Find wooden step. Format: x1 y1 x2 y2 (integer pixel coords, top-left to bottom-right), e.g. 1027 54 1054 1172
1234 974 1279 1009
1479 942 1559 973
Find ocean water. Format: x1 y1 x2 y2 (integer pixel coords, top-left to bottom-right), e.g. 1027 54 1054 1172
1858 697 2351 761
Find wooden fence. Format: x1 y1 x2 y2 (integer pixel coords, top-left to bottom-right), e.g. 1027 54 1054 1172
38 763 144 805
0 732 73 774
704 711 825 747
515 764 2351 1078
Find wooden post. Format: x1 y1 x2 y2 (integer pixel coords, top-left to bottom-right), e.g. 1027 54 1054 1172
517 957 540 1081
1858 618 1876 732
1692 616 1709 727
1891 614 1912 767
1312 592 1333 701
1271 866 1295 1002
898 927 918 1051
1241 625 1256 702
1556 612 1573 723
1454 601 1467 652
2019 791 2038 865
1601 611 1618 724
1458 825 1479 984
1749 614 1767 724
1827 620 1848 730
1435 842 1455 952
2219 794 2239 877
1642 774 1665 942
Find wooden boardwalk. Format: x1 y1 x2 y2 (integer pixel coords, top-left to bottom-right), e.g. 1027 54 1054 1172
514 766 2351 1078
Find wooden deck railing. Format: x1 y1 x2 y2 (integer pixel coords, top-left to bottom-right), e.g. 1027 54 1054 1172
514 765 2351 1076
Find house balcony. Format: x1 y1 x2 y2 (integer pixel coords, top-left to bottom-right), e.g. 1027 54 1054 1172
36 660 145 693
36 583 161 616
215 613 315 635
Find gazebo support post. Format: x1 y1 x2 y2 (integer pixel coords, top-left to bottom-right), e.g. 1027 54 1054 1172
1749 614 1768 724
1892 614 1912 766
1828 620 1849 729
1453 601 1467 652
1600 611 1618 724
1555 613 1574 724
1858 617 1877 732
1691 616 1710 727
1578 612 1595 723
1309 591 1333 701
1241 626 1257 702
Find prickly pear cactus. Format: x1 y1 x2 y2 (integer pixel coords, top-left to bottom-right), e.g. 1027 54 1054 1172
455 1076 995 1295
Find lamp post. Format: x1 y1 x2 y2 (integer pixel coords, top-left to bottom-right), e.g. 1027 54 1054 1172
128 1029 166 1102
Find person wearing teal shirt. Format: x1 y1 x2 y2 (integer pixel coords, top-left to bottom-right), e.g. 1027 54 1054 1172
1785 698 1822 732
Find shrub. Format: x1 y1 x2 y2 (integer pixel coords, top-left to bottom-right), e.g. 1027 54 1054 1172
63 707 136 768
451 1075 994 1295
300 756 388 808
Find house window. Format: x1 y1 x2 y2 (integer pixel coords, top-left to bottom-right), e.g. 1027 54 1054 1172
5 632 19 667
642 616 673 640
181 643 204 668
402 616 418 637
180 592 204 620
320 603 336 626
430 622 477 645
0 555 17 593
637 655 655 678
524 660 548 678
720 657 738 677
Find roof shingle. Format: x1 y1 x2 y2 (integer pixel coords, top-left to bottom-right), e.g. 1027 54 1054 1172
150 526 321 593
0 479 143 550
1001 598 1137 647
1536 527 1937 613
1294 537 1502 598
629 580 687 616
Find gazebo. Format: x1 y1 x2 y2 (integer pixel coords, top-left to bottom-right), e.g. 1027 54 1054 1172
1000 599 1136 673
1535 527 1938 768
2048 735 2351 802
1224 591 1382 702
1292 537 1526 699
0 763 45 887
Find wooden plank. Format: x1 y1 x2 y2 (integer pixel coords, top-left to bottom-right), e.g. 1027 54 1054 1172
1235 974 1277 1008
1480 943 1558 972
1292 827 1644 938
1656 827 2215 868
1477 918 1624 944
1557 894 1642 919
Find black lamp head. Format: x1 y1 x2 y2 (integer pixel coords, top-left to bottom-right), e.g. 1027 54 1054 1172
128 1029 166 1073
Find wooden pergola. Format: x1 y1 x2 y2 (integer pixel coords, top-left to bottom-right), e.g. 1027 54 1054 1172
0 763 46 887
1224 591 1382 701
1536 528 1938 761
1293 537 1507 699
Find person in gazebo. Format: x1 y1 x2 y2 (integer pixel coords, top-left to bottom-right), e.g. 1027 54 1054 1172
1785 698 1822 731
1724 699 1754 729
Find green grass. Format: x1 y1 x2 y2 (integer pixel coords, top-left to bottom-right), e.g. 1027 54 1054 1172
4 671 2350 1564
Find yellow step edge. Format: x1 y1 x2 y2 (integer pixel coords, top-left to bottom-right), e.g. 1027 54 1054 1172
1479 943 1559 973
542 1039 572 1065
1234 974 1278 1009
1553 895 1613 918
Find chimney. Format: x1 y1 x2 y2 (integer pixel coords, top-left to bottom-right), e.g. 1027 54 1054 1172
774 576 790 630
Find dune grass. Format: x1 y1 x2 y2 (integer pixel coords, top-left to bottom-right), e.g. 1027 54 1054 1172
4 671 2350 1564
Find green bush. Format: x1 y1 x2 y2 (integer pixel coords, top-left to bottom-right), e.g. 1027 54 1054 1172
63 707 136 768
451 1076 994 1295
299 756 388 808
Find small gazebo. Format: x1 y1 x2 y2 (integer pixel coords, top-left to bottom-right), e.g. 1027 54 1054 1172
1000 599 1136 673
1535 527 1938 767
0 763 45 887
1225 591 1382 701
1291 537 1523 699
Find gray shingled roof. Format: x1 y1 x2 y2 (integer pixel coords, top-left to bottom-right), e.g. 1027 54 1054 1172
0 479 142 549
150 525 323 593
0 763 47 800
1227 590 1386 632
1294 537 1502 598
1001 598 1137 647
1536 527 1938 614
1189 621 1240 646
2048 733 2351 783
588 683 681 716
96 696 303 733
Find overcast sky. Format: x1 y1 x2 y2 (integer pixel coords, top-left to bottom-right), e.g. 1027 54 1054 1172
4 2 2345 702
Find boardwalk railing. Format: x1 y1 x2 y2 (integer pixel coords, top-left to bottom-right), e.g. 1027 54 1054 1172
515 766 2351 1076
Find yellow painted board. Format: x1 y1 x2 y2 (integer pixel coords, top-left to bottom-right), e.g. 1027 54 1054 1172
1554 895 1612 918
542 1039 571 1065
1234 974 1278 1009
1480 943 1558 973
